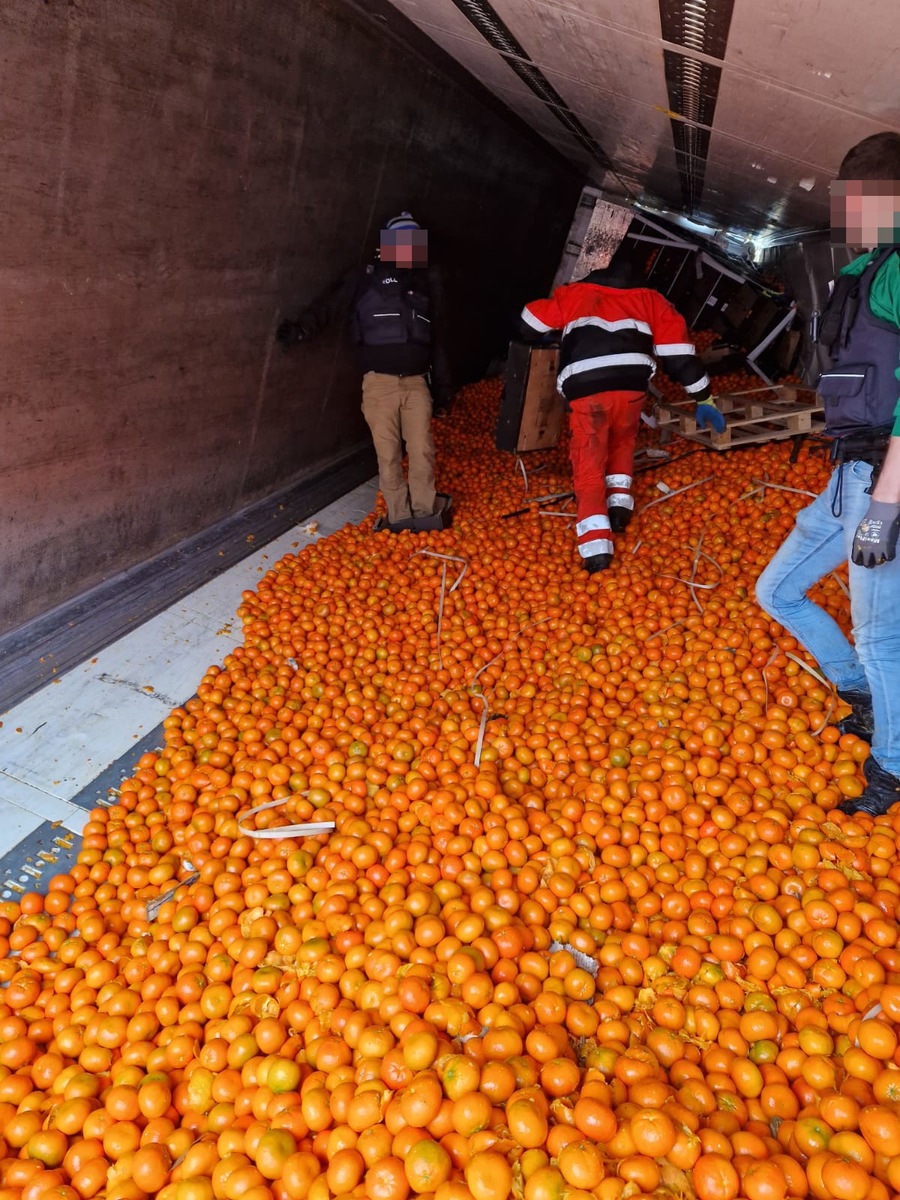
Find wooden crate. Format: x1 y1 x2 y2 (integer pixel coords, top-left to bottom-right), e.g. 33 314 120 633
657 385 823 451
496 343 564 453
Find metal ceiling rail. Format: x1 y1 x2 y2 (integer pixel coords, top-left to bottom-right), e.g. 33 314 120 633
658 0 735 215
447 0 635 193
658 0 735 61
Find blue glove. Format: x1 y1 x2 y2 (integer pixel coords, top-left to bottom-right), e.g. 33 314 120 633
695 401 726 434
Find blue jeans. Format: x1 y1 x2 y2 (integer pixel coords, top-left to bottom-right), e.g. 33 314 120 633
755 460 900 777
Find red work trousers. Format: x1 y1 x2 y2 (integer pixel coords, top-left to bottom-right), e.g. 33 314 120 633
568 391 644 560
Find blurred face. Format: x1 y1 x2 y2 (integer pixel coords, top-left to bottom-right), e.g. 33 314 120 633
380 228 428 268
830 180 900 247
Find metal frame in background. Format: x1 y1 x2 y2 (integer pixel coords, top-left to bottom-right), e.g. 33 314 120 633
629 214 797 377
553 200 796 382
746 304 797 386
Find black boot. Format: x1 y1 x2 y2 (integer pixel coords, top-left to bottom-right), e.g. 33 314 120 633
838 755 900 816
836 688 875 741
584 553 613 575
608 507 633 534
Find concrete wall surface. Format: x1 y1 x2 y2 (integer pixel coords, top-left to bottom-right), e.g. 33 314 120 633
0 0 580 635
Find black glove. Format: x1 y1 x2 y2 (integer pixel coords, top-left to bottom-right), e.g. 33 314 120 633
852 500 900 568
276 319 309 348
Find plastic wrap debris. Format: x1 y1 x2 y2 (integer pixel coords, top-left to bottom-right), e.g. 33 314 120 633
236 796 336 841
549 940 599 977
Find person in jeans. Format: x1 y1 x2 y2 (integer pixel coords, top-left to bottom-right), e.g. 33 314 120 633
278 213 451 529
755 132 900 815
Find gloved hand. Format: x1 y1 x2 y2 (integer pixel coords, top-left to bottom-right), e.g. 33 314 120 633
276 319 309 348
852 500 900 568
695 401 726 434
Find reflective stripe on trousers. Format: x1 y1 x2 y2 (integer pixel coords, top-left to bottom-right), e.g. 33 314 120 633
568 391 644 558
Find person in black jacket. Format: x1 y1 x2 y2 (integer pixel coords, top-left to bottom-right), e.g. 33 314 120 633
278 213 451 528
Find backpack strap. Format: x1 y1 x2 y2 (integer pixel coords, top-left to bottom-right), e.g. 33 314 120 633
818 273 859 353
819 247 899 352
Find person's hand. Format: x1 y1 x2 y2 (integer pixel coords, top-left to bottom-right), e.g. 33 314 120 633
852 500 900 568
695 401 726 434
276 320 309 347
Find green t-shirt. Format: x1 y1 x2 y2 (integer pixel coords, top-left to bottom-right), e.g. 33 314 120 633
839 249 900 432
840 248 900 323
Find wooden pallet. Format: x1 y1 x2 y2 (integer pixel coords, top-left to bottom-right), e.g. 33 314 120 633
657 386 824 451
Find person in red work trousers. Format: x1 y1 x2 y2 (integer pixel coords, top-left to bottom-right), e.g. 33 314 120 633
520 246 726 573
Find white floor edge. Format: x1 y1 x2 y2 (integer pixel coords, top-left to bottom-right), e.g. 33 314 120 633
0 478 379 871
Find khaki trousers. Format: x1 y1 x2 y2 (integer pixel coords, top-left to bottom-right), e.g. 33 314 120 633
361 372 436 523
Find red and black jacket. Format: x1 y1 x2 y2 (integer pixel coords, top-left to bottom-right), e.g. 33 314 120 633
520 266 711 406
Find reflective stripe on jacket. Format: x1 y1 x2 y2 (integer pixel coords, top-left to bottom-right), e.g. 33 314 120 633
521 272 710 405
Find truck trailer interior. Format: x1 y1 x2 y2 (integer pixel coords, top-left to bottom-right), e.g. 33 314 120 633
0 5 898 1196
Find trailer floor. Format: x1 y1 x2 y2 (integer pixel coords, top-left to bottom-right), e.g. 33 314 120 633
0 479 379 898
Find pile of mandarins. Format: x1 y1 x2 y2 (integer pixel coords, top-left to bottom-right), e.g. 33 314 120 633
1 376 898 1200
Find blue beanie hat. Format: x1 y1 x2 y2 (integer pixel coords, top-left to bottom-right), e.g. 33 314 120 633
385 211 420 231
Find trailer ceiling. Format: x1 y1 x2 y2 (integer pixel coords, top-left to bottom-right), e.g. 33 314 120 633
381 0 900 241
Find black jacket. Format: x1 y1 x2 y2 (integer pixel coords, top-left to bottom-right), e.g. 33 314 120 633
295 262 452 401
